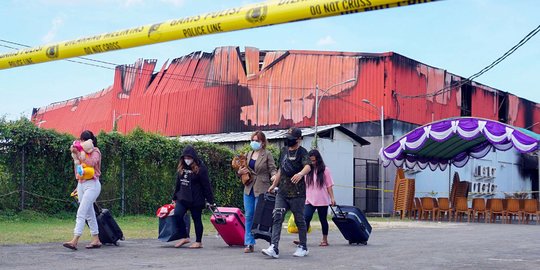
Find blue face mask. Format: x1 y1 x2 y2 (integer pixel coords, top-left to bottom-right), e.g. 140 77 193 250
250 141 262 151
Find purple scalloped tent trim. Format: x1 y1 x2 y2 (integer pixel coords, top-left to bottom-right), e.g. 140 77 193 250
381 118 539 171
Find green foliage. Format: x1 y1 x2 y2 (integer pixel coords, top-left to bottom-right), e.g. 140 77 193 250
0 118 74 214
0 119 241 215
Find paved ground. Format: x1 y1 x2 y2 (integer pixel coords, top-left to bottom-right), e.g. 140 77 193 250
1 221 539 270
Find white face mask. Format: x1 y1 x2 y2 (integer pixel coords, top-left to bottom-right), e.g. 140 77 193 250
184 159 193 166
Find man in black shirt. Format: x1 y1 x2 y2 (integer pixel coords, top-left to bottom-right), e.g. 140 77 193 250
262 127 311 258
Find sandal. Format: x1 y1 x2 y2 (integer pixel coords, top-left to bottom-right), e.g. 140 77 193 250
85 243 102 249
174 238 191 248
319 241 329 246
62 242 78 250
244 245 254 253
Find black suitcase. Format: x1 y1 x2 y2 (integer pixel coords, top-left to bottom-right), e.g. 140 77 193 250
94 204 125 246
251 192 275 242
331 205 371 245
158 213 191 242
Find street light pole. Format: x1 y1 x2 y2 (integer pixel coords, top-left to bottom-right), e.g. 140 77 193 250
362 99 385 218
112 109 141 132
313 78 356 149
314 84 320 149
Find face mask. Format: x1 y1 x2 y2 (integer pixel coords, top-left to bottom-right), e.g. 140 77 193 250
250 141 262 150
286 138 297 147
184 159 193 166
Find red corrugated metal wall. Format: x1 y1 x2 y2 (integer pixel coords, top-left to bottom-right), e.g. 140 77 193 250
32 47 540 136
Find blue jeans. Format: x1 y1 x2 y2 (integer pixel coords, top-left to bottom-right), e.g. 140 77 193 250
243 189 259 245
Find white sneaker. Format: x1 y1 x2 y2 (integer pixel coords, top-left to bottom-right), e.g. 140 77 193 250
293 245 309 257
261 244 279 259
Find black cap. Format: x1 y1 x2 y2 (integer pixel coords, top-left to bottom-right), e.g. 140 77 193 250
286 127 302 140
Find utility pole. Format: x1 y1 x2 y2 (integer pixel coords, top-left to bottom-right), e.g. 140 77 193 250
313 78 356 149
363 99 385 218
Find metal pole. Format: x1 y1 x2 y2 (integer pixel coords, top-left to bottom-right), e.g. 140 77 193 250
313 84 319 149
380 106 384 218
121 157 125 216
449 163 452 197
20 148 25 211
112 109 116 131
313 79 355 149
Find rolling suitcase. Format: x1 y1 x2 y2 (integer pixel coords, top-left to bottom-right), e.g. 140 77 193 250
94 204 125 246
331 205 371 245
251 192 276 242
209 206 245 246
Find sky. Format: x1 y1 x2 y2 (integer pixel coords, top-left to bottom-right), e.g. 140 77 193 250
1 0 539 120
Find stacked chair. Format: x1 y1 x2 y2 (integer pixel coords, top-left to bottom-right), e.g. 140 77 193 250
449 172 469 210
392 168 415 219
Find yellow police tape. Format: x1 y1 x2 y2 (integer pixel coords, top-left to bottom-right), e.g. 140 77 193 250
0 0 439 70
334 184 394 193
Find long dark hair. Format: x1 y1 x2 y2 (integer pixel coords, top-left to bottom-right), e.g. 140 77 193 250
177 159 200 175
306 149 326 188
80 130 97 148
177 146 201 174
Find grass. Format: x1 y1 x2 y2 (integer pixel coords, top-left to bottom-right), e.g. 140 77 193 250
1 210 396 245
0 210 215 245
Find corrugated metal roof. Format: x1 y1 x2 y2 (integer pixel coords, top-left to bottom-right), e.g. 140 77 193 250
177 124 340 143
175 124 370 146
32 47 540 136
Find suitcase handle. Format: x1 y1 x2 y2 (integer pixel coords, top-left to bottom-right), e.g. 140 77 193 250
264 192 276 202
330 205 347 218
208 204 227 225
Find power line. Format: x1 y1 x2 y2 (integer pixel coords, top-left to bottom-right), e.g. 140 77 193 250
0 39 119 67
396 24 540 99
4 24 540 98
0 38 320 91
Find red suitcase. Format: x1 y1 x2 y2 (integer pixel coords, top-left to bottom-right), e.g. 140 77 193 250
210 206 245 246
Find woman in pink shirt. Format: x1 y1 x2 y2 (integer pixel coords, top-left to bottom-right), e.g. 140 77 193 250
304 149 335 246
63 130 102 250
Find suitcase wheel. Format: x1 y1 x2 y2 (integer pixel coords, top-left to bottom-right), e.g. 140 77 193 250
349 240 368 245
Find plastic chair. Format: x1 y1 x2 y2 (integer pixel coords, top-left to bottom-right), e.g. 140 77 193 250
521 199 539 225
409 197 420 220
488 198 506 223
454 197 471 222
505 198 522 224
437 197 453 221
471 198 488 223
420 197 438 221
